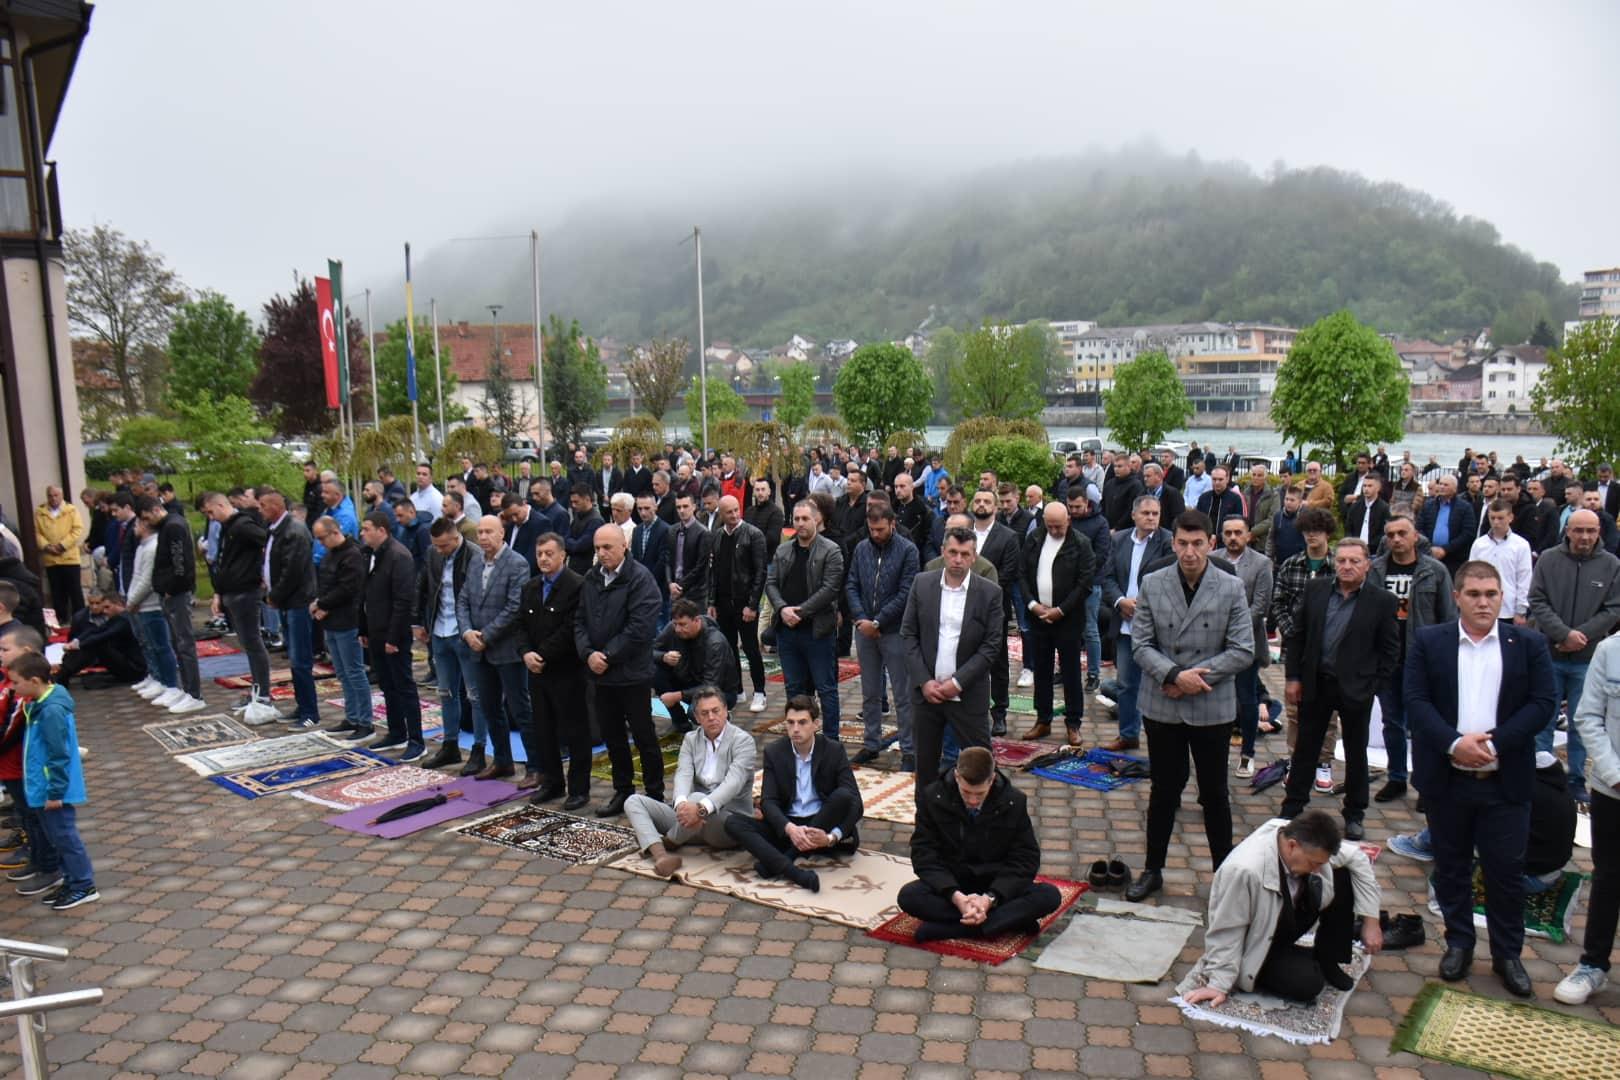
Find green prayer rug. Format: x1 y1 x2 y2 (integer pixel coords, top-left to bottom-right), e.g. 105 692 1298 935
1391 982 1620 1080
1427 866 1586 943
1007 695 1064 718
589 730 684 784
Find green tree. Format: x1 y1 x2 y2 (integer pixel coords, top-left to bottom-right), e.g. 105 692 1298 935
64 223 186 411
774 361 817 432
683 375 746 439
542 315 608 450
947 320 1059 420
624 336 687 425
1531 316 1620 472
833 343 933 446
372 318 465 423
478 346 534 448
165 290 261 408
1530 319 1558 348
1103 350 1192 452
106 414 184 474
1271 309 1408 470
175 394 298 490
922 327 962 415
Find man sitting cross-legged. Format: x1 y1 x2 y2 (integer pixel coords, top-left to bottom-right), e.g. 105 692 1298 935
1178 811 1382 1007
725 694 864 893
624 685 757 878
898 746 1062 942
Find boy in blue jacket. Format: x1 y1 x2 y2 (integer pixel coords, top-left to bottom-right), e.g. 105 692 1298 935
10 652 96 910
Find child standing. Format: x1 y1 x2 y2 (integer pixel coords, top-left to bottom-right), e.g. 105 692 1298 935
10 652 96 909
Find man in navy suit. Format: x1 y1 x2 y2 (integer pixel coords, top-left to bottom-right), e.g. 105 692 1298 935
1405 560 1556 998
631 492 673 626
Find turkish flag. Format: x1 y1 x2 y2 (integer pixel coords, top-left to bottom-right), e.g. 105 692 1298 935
315 276 339 409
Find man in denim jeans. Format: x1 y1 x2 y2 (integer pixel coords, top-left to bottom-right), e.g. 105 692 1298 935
765 500 846 737
312 518 374 740
1529 509 1620 802
260 492 320 729
846 502 919 769
417 517 485 772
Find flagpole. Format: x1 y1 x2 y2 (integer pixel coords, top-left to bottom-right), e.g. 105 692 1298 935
405 243 422 463
365 288 379 429
695 225 707 453
530 229 546 466
431 297 446 449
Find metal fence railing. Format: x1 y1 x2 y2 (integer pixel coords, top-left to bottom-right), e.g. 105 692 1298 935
0 938 103 1079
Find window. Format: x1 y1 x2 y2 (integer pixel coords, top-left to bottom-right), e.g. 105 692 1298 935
0 37 32 234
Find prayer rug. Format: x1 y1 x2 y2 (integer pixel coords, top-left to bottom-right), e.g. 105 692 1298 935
452 805 638 865
1031 747 1148 791
214 662 336 688
1034 900 1201 982
1171 949 1371 1045
323 692 444 739
289 765 449 810
177 732 344 777
608 844 912 930
326 777 525 838
198 653 251 680
866 876 1087 965
1391 981 1620 1080
767 657 862 684
992 737 1050 769
590 730 684 784
209 748 395 799
750 765 916 826
194 638 242 658
1426 867 1585 944
142 714 258 754
1007 694 1064 718
756 717 898 750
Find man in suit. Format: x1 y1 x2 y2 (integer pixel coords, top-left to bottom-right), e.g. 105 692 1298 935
564 488 603 576
1126 509 1255 901
1065 487 1113 697
1406 560 1556 997
1278 538 1402 841
621 449 654 501
1141 463 1185 525
726 694 863 892
898 746 1062 942
358 512 425 761
518 534 591 810
766 498 846 730
631 492 673 626
1222 516 1273 778
1595 462 1620 521
577 523 665 818
458 515 534 783
500 493 547 578
1418 473 1477 577
624 687 756 878
1344 474 1389 546
667 492 710 611
596 451 625 515
1101 495 1174 750
971 489 1025 734
1019 502 1096 748
901 525 1003 793
417 517 485 771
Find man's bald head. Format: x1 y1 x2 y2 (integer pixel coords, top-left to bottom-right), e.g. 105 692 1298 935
594 523 628 570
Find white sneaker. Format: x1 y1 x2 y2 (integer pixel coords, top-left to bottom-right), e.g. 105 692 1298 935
152 688 182 708
749 692 767 713
241 699 280 726
1017 669 1034 689
1235 757 1254 779
168 694 208 714
132 677 156 695
138 680 170 699
1554 963 1608 1005
1314 765 1335 793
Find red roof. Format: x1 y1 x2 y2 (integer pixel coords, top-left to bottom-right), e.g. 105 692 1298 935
438 322 537 384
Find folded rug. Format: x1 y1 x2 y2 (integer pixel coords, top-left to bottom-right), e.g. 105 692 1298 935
1391 981 1620 1080
1032 747 1149 791
867 876 1087 965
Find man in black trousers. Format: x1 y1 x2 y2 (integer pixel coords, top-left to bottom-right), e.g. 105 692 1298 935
725 694 863 892
1407 560 1556 998
519 534 591 811
1279 537 1400 841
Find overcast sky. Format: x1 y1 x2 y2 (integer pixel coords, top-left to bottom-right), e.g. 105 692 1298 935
54 0 1620 320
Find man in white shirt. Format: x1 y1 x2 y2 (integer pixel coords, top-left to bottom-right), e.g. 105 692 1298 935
410 463 442 523
1469 499 1533 623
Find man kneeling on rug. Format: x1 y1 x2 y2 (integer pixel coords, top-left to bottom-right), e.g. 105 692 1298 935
898 746 1061 942
726 694 863 893
1180 811 1382 1006
624 685 756 878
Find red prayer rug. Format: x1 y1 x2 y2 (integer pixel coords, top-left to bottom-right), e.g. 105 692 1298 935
767 656 862 684
866 876 1088 965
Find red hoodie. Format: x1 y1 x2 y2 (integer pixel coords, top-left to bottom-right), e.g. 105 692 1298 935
0 676 24 781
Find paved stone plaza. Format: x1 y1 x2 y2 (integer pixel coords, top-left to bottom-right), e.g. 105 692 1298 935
0 665 1611 1080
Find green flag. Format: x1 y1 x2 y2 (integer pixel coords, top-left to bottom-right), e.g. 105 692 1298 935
328 258 348 399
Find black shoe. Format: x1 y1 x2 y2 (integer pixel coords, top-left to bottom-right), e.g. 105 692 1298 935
323 721 359 737
563 794 590 812
530 784 565 805
1381 912 1426 950
851 748 880 765
1085 673 1100 693
785 865 820 893
1319 958 1355 992
1088 859 1110 888
596 793 629 818
1343 819 1365 842
1439 946 1474 981
991 718 1008 737
1374 780 1408 803
459 749 487 777
423 744 462 769
899 754 916 773
1493 956 1533 998
1125 869 1163 902
1107 857 1131 891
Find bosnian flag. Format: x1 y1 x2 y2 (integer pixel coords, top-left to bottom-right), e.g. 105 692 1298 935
404 242 418 402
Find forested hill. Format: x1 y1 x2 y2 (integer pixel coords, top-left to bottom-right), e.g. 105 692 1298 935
417 148 1575 347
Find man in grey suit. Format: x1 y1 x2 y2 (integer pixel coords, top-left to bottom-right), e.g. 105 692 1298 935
902 526 1005 795
457 515 533 782
969 489 1024 736
1126 509 1255 901
625 687 757 878
1101 495 1174 751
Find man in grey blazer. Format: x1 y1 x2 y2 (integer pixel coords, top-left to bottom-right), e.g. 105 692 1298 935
625 687 757 878
902 526 1005 795
457 515 533 782
1127 508 1255 900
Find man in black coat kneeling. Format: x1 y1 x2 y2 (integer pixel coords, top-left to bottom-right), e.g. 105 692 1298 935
899 746 1061 941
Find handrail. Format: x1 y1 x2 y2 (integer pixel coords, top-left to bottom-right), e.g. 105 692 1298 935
0 989 103 1019
0 940 68 963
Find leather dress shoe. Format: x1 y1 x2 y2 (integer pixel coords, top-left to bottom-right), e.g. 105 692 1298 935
422 743 462 769
476 762 516 781
1380 912 1426 950
851 748 880 765
1343 819 1365 842
1438 946 1474 981
991 718 1008 737
1088 859 1110 888
1493 956 1534 998
596 792 629 818
1021 721 1053 740
1065 727 1084 749
1101 737 1139 752
1125 868 1163 902
530 783 566 804
1374 780 1408 803
458 749 487 777
563 793 590 812
1107 857 1131 891
515 770 543 789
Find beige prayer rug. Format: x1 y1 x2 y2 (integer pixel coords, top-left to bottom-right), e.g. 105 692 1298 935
176 732 343 777
142 714 258 754
750 765 915 826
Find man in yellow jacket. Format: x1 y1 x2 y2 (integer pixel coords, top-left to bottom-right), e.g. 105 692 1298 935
34 486 85 622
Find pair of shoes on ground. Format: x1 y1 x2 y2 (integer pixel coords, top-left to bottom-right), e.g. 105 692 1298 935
13 872 97 910
132 677 207 714
1087 855 1131 892
1439 947 1534 998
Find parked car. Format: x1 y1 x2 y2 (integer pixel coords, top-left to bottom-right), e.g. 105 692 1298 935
505 437 540 462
